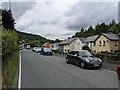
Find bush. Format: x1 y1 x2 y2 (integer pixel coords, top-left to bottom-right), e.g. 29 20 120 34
2 29 19 56
82 45 91 51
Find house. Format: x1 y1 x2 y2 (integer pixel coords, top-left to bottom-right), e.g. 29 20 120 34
85 33 119 53
42 42 52 48
51 42 60 51
58 37 85 54
84 35 99 50
117 32 120 51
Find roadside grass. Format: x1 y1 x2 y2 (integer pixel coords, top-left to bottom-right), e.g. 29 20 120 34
2 51 19 88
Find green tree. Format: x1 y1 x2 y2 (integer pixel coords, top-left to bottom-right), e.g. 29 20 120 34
2 9 15 30
82 45 91 51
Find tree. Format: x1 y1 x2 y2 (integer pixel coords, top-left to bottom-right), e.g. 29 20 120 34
81 28 84 32
111 19 116 25
82 45 91 51
2 9 15 30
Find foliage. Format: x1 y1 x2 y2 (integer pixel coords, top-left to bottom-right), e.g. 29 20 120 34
2 29 19 56
82 45 91 51
2 52 19 88
74 19 120 38
17 31 50 47
2 9 15 30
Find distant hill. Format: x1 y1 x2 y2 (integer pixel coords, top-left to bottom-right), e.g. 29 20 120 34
17 31 50 47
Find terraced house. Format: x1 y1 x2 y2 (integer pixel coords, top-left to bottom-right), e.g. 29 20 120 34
85 33 119 53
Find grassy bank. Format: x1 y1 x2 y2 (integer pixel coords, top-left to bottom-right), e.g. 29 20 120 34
2 29 19 88
2 51 19 88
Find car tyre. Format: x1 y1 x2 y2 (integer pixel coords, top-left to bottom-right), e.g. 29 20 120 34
66 58 70 64
80 62 86 69
118 71 120 80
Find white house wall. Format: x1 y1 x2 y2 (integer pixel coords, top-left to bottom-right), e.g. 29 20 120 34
74 38 82 50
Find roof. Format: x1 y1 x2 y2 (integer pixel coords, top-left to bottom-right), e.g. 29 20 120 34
102 33 119 40
84 33 119 43
42 42 50 46
84 35 99 42
117 32 120 36
58 37 77 45
79 38 86 42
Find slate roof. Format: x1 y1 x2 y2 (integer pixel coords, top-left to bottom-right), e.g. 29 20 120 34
79 38 86 42
84 35 99 42
102 33 119 40
58 38 77 45
117 32 120 36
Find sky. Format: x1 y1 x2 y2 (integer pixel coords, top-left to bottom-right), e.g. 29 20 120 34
1 0 119 40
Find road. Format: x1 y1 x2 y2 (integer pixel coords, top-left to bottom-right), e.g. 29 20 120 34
21 50 118 88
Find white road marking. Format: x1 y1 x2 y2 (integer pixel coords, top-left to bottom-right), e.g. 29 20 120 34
103 68 116 73
18 52 21 89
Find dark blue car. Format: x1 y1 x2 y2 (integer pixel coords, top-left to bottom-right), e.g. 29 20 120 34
40 48 53 55
66 50 102 69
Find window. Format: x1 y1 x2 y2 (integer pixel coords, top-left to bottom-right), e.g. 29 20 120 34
115 41 118 46
68 50 69 53
93 42 96 46
111 50 113 52
94 50 96 53
103 41 106 46
69 51 78 56
99 41 101 46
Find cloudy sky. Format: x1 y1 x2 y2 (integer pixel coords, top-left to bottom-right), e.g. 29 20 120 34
1 0 119 40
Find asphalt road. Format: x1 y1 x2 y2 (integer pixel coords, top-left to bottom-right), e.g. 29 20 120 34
21 50 118 88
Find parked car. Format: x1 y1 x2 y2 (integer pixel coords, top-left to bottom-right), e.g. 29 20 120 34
35 47 41 53
40 48 52 55
32 47 36 52
66 50 102 69
116 65 120 80
26 45 31 49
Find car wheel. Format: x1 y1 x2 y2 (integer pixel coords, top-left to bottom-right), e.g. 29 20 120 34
66 58 70 64
118 71 120 80
80 62 86 69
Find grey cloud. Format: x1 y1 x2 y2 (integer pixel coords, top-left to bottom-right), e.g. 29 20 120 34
2 2 36 20
38 21 48 25
50 20 57 25
44 1 54 7
45 33 53 36
64 2 117 31
62 32 74 36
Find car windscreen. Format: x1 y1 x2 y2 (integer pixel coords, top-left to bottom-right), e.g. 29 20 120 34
79 51 92 57
44 48 52 52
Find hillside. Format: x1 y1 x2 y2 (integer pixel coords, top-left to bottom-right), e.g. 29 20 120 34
17 31 50 47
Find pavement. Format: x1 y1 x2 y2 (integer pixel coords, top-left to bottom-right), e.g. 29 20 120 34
21 50 118 88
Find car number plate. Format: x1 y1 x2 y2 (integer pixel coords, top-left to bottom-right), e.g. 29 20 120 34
94 65 99 67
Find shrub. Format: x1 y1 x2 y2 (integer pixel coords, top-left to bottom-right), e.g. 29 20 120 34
82 45 91 51
2 29 19 56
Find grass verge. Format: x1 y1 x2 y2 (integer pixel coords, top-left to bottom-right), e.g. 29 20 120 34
2 51 19 88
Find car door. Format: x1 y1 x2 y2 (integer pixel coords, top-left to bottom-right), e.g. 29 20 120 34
72 51 80 65
70 51 78 64
67 51 74 63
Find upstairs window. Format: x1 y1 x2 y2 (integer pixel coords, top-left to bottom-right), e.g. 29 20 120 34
99 41 101 46
103 41 106 46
